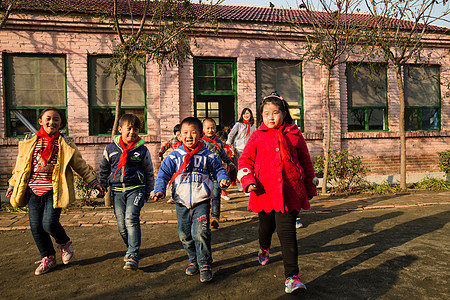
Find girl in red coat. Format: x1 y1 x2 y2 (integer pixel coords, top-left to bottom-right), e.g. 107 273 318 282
238 92 317 294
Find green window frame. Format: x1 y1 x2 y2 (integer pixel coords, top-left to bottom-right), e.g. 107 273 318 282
256 60 304 130
404 64 441 131
88 55 146 135
4 53 67 137
194 58 237 127
347 63 388 132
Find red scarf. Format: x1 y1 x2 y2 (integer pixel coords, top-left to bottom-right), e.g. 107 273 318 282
168 142 204 186
243 119 251 137
202 135 222 152
113 136 142 180
276 123 293 165
35 127 60 164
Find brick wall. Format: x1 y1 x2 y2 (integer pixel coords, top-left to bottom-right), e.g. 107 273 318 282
0 12 449 188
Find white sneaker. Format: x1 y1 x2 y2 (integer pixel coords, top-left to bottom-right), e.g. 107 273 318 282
167 198 175 204
221 194 230 200
296 218 303 229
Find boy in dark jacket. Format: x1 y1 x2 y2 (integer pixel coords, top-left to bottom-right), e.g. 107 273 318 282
99 114 154 271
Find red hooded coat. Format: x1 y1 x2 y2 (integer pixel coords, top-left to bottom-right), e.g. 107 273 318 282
239 123 317 213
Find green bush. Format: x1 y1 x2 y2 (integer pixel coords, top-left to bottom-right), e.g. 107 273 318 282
0 203 28 213
414 176 450 190
437 150 450 176
314 149 367 193
75 167 97 206
363 181 402 195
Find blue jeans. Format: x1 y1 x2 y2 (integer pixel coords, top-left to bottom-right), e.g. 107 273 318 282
28 189 70 258
112 188 145 258
211 180 221 219
176 201 212 267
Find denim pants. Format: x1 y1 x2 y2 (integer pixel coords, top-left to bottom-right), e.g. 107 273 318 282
211 180 221 219
28 189 70 258
176 201 212 267
112 188 145 258
258 210 299 278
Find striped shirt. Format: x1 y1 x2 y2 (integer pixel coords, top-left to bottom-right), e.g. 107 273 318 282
28 138 59 196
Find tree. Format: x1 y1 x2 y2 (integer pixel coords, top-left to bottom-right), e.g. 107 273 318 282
0 0 16 29
277 0 367 193
365 0 450 189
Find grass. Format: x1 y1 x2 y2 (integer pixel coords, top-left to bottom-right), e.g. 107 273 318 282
0 203 28 213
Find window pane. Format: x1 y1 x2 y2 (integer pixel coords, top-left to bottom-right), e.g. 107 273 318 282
405 108 420 130
198 63 214 76
422 108 439 130
289 107 301 121
90 56 145 107
348 109 365 131
10 109 37 136
347 63 387 107
368 108 384 130
91 108 115 135
208 102 219 110
216 78 232 90
405 65 440 107
9 56 66 107
257 60 302 107
198 78 215 91
197 102 206 109
216 63 232 77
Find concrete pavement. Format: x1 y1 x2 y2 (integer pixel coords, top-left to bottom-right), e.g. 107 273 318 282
1 187 449 230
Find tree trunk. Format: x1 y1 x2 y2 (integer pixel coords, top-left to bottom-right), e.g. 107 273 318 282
395 64 407 190
104 63 128 207
322 67 332 194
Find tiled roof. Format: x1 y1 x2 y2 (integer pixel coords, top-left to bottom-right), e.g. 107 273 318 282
2 0 448 32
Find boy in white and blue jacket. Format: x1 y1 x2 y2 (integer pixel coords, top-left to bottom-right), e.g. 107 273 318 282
153 117 229 283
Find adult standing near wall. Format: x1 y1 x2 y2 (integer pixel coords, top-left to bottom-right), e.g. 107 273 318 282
226 108 256 193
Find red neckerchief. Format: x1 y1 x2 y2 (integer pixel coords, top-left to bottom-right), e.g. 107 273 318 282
275 123 293 165
243 119 251 137
113 136 142 180
203 135 222 152
168 142 204 186
35 127 60 164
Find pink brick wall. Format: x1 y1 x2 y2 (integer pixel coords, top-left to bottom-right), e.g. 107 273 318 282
0 12 449 190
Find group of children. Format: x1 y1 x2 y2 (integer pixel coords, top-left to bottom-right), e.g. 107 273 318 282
6 92 317 294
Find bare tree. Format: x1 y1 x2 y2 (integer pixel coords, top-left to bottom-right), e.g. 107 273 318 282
278 0 367 193
0 0 16 29
365 0 450 189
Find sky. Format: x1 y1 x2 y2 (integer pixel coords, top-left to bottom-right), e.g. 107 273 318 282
221 0 450 27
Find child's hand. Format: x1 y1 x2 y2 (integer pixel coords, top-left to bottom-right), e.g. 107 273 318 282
247 184 257 193
219 179 230 188
159 156 164 162
153 191 165 201
5 186 13 197
94 184 107 198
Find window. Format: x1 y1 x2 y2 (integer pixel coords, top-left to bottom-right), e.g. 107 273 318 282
4 54 67 136
347 63 388 131
404 65 440 131
88 56 146 135
256 60 303 129
194 58 237 129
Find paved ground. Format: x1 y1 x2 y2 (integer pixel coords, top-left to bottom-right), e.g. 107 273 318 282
1 187 449 230
0 188 449 299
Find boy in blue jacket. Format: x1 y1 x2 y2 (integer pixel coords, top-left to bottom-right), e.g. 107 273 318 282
99 114 154 271
153 117 229 283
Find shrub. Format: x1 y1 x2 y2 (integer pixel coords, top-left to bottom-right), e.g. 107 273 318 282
75 165 97 206
414 176 450 190
363 181 402 195
314 149 367 193
437 150 450 177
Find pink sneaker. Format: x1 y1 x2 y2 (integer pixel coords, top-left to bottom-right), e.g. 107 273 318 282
258 246 270 265
34 255 57 275
285 274 307 294
58 241 74 264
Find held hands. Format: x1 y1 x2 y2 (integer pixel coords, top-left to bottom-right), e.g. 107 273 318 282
219 179 230 188
153 191 165 201
247 184 257 193
5 186 13 197
94 184 107 198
